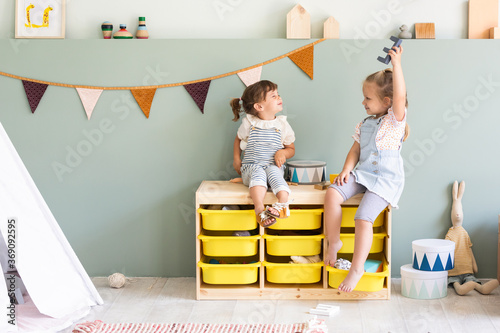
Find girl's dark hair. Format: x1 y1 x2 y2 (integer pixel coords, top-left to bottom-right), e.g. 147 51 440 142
230 80 278 121
365 68 410 141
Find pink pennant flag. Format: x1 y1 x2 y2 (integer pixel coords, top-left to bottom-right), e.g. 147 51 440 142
76 88 103 119
22 80 48 113
184 81 211 114
237 66 262 87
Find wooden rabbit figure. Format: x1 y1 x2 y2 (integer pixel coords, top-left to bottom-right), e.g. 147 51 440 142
445 181 499 295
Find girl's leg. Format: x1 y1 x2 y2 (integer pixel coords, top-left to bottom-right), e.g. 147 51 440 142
250 185 267 216
338 190 388 292
242 165 275 226
338 219 373 292
324 188 345 267
266 165 290 203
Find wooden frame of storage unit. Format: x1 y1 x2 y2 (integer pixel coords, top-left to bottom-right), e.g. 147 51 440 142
195 180 392 300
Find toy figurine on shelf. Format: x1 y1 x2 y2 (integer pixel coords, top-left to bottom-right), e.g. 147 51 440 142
398 24 412 39
101 21 113 39
445 181 499 295
113 24 133 39
136 17 149 39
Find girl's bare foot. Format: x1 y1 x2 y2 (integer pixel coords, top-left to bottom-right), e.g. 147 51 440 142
324 240 343 267
338 266 364 292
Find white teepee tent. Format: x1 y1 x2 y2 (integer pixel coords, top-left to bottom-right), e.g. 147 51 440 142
0 122 103 332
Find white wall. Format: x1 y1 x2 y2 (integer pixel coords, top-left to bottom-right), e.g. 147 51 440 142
1 0 491 39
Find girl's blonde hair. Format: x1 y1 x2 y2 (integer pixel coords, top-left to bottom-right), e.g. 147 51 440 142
230 80 278 122
365 68 410 141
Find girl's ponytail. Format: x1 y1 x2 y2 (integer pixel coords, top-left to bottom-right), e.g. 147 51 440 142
230 98 242 122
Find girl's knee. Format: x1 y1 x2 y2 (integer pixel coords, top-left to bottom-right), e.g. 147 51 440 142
326 188 344 205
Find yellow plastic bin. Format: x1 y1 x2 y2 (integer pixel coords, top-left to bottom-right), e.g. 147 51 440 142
269 208 323 230
341 207 385 227
263 234 324 256
198 233 260 256
326 257 389 292
338 232 386 253
263 261 323 284
198 208 257 230
198 258 260 285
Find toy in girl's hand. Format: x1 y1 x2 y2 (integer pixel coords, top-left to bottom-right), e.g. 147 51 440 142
445 181 499 295
377 36 402 65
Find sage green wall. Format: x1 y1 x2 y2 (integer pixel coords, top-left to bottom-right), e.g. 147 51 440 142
0 39 499 278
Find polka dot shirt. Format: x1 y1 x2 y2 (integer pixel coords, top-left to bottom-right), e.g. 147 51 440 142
352 107 406 150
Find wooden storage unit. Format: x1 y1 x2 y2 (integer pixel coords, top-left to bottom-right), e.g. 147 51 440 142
195 180 392 300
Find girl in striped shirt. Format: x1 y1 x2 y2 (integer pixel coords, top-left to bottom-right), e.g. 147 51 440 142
231 80 295 228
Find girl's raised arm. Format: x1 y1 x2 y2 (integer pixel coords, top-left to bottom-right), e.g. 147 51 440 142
389 45 406 122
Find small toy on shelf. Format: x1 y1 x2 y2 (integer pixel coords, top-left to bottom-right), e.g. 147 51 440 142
415 23 435 39
101 21 113 39
136 17 149 39
113 24 133 39
286 4 311 39
377 36 402 65
398 24 412 39
323 16 339 39
445 181 499 295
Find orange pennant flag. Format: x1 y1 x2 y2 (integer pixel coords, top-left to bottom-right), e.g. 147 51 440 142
131 88 157 118
288 45 314 80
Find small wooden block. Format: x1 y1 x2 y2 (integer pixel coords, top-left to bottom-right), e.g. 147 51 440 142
287 181 299 186
314 181 331 190
491 27 500 38
323 17 339 39
287 4 311 39
415 23 435 39
469 0 499 39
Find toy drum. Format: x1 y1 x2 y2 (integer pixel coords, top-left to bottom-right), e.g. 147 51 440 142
412 239 455 271
286 160 326 185
401 264 448 299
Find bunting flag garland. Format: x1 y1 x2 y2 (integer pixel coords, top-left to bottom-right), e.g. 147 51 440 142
22 80 48 113
288 45 314 80
76 88 103 120
183 81 211 114
2 39 325 118
131 88 157 118
237 66 263 87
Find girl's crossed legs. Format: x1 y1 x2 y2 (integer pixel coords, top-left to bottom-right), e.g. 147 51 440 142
324 174 388 292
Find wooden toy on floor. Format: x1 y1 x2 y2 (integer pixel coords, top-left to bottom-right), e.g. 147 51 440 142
377 36 402 65
309 304 339 317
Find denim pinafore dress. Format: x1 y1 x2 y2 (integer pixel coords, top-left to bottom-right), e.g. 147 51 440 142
352 115 405 208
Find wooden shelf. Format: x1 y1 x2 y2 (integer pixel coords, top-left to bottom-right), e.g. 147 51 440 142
195 180 391 300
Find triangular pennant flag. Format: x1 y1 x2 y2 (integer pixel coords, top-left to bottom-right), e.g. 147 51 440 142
131 88 157 118
237 67 262 87
184 81 211 114
288 45 314 79
22 80 48 113
76 88 103 120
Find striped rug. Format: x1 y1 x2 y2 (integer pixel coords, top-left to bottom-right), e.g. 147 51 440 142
73 321 307 333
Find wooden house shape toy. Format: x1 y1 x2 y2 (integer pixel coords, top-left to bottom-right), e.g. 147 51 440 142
323 17 340 39
287 4 311 39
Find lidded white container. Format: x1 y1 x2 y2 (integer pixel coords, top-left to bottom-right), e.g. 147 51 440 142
401 264 448 299
412 239 455 271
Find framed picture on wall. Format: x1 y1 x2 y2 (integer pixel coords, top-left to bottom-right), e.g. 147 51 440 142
15 0 66 38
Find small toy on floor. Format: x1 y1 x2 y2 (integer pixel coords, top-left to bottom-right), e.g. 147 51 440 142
304 315 329 333
309 304 339 317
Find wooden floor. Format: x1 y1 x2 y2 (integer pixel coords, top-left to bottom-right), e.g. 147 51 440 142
61 277 500 333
